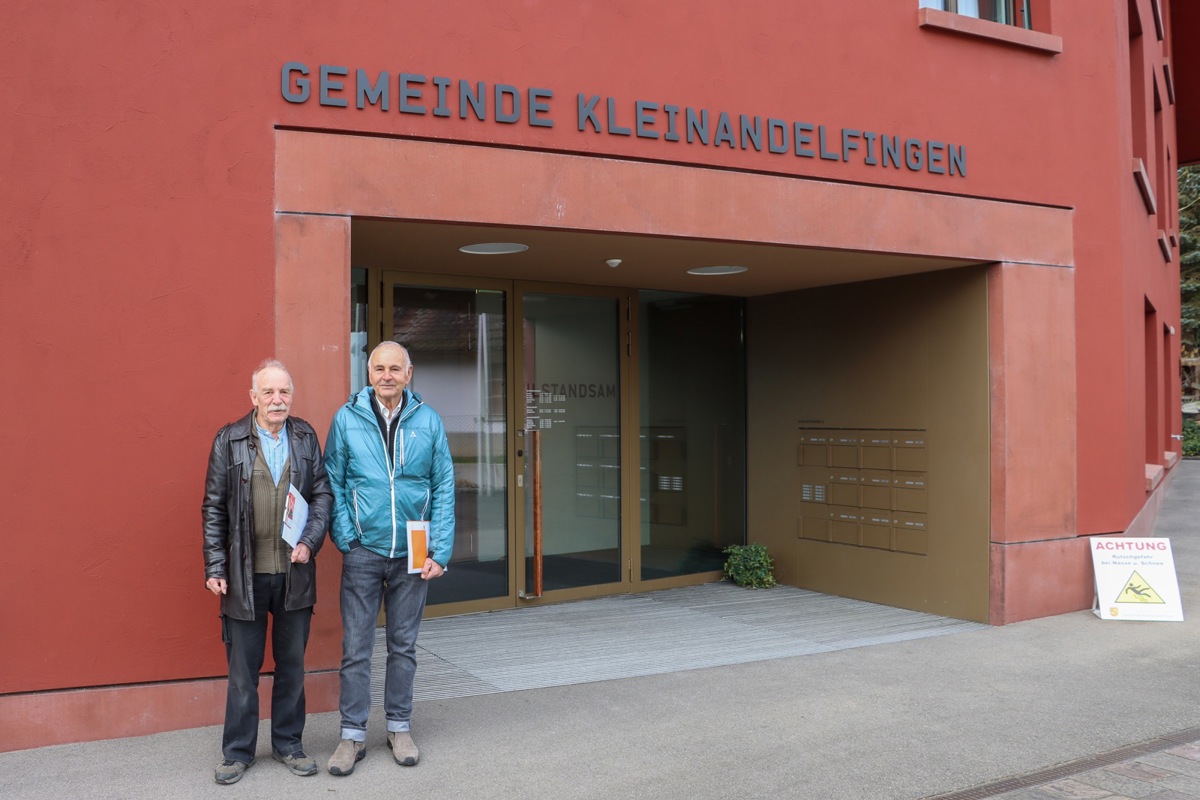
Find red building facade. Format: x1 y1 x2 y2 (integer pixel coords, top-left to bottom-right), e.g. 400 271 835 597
0 0 1190 750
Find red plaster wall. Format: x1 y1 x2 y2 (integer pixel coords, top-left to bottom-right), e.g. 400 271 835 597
0 673 339 754
988 262 1078 546
0 0 1182 713
274 213 352 669
1070 0 1181 538
989 538 1097 625
274 131 1073 264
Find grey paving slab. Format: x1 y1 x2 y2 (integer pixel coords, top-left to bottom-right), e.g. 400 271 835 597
385 582 985 702
1068 768 1156 799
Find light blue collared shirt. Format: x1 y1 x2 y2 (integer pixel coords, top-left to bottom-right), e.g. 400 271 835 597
253 417 290 486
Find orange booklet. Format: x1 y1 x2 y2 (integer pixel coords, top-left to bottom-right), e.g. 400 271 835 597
406 521 428 574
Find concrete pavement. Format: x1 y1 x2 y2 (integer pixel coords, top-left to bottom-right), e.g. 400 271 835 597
3 463 1199 800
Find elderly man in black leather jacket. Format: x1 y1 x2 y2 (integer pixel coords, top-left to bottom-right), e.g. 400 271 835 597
202 359 332 785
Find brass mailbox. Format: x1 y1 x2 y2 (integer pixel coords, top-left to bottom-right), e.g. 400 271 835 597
797 428 833 466
798 443 828 466
893 431 928 448
798 500 832 542
827 429 861 469
860 430 893 470
892 471 928 513
827 468 861 506
860 511 893 551
831 430 864 446
829 505 861 545
892 511 929 555
859 468 893 509
892 431 928 471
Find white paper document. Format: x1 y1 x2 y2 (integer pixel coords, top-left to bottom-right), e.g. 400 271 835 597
280 484 309 548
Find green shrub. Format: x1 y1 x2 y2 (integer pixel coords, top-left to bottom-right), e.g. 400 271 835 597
722 543 777 589
1184 419 1200 457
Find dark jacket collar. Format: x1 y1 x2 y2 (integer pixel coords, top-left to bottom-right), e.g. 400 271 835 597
229 410 307 442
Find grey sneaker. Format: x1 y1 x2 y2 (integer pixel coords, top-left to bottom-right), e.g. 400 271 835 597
327 738 365 776
273 749 318 777
214 758 253 785
387 730 419 766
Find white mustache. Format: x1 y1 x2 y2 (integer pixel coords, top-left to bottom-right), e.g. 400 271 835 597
268 404 287 412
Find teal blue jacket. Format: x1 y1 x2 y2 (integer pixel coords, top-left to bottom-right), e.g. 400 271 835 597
325 387 455 566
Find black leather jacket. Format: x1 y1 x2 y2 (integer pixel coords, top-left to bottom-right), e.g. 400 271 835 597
201 412 333 620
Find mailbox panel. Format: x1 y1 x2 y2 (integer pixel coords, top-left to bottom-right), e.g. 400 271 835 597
860 521 892 550
860 430 893 469
799 501 832 542
828 446 859 468
828 468 860 506
892 431 928 471
799 443 828 466
892 471 928 513
829 505 861 545
892 511 929 555
860 469 893 509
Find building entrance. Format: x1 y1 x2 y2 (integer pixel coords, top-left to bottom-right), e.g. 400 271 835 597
520 288 625 597
354 271 747 616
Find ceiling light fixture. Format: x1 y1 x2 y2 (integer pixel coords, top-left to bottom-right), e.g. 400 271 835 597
459 242 529 255
687 265 748 276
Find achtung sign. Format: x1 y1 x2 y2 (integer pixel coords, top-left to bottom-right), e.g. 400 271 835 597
1091 538 1184 621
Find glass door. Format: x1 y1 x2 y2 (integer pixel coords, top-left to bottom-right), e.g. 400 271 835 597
383 278 512 610
638 291 746 581
519 288 627 598
375 276 741 610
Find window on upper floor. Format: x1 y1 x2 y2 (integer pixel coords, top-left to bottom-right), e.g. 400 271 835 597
919 0 1032 30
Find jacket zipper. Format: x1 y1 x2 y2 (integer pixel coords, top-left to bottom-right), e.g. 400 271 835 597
391 396 422 554
357 392 423 559
352 488 364 538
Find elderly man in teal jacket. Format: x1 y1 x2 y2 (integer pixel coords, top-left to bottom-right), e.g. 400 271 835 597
324 341 455 776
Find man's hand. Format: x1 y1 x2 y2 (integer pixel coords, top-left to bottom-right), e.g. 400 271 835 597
420 558 444 580
290 543 311 564
206 577 227 596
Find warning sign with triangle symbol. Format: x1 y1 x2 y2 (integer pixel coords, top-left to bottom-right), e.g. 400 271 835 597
1091 538 1183 621
1114 570 1166 604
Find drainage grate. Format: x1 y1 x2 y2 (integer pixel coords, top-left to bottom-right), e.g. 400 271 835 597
921 726 1200 800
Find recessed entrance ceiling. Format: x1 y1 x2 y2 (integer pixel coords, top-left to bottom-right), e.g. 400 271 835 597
352 219 982 297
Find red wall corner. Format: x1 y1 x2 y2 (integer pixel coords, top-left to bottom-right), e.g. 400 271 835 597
0 672 339 754
989 538 1095 624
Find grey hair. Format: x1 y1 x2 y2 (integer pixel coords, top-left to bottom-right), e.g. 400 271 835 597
250 358 294 393
369 341 413 367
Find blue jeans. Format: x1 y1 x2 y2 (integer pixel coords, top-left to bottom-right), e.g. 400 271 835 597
338 545 429 741
222 572 312 763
